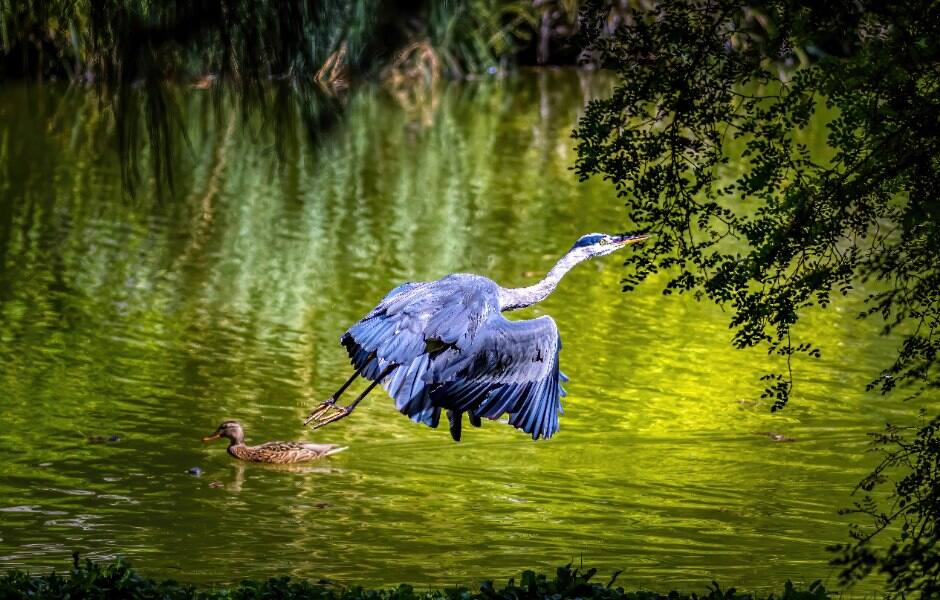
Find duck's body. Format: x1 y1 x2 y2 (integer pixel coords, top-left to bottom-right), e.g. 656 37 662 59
204 421 345 464
227 440 346 463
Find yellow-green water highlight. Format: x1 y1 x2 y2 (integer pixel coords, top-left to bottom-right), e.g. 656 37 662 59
0 70 933 595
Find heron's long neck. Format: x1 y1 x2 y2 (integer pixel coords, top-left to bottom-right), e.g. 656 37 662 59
498 249 587 311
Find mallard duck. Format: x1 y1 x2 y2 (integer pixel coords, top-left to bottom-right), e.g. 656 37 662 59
202 420 346 463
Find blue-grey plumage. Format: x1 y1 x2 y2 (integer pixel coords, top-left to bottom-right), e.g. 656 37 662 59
304 233 649 441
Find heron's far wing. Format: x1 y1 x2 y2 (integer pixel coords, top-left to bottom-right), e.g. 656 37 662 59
428 315 566 440
379 281 422 304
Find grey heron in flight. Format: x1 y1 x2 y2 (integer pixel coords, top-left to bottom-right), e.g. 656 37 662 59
304 232 649 441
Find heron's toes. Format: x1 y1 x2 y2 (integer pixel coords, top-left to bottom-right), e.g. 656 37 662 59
303 399 337 426
308 405 351 430
303 399 354 429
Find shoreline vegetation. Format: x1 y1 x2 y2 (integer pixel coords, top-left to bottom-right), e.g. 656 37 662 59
0 1 605 190
0 2 591 83
1 556 832 600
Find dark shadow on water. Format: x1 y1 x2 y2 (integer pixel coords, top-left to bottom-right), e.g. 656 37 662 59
1 0 432 194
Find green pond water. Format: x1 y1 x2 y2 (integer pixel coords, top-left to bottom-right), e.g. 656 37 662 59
0 71 932 595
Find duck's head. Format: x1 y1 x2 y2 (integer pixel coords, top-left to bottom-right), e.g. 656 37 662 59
202 420 245 445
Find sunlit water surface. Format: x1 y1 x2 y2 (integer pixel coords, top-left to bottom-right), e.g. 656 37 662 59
0 71 933 596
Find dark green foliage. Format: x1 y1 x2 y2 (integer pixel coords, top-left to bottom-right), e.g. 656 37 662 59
573 3 939 594
574 0 940 411
0 555 830 600
830 413 940 596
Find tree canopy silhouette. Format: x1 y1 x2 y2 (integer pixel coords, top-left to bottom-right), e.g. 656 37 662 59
573 1 939 594
575 0 939 409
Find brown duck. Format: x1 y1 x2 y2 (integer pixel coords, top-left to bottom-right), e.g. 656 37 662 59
202 420 346 463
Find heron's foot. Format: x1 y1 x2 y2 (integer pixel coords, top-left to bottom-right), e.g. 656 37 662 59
303 398 336 426
303 399 351 429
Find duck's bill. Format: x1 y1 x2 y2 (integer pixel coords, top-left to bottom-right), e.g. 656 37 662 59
202 432 221 442
613 233 650 245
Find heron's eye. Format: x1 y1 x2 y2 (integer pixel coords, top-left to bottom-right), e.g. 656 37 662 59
598 239 609 246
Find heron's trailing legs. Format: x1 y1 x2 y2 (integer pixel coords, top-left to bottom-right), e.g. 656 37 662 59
303 356 372 425
304 361 397 429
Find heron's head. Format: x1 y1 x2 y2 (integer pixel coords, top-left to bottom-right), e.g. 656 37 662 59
571 232 649 258
202 420 245 445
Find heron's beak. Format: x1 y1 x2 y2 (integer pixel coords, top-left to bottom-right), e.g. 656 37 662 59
613 233 650 246
202 432 221 443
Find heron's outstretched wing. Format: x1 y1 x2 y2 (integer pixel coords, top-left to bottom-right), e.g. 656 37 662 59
343 280 432 379
427 315 567 440
343 277 498 368
341 275 501 424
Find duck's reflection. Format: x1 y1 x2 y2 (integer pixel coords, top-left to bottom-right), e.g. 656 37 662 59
216 461 344 494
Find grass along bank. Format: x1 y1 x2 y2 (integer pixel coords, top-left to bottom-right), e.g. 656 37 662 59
0 555 833 600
